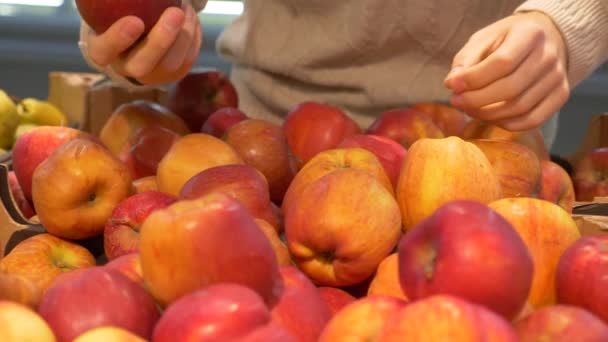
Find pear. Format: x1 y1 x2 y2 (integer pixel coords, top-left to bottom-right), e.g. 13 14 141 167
17 98 68 127
0 89 20 150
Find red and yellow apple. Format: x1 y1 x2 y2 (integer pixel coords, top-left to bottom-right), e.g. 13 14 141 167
283 101 361 164
367 253 408 301
139 192 282 307
224 119 299 203
0 301 56 342
284 168 402 287
166 68 239 132
539 159 576 213
572 147 608 201
488 197 581 308
7 170 35 219
317 286 357 316
411 102 468 137
0 233 96 295
156 133 244 196
31 139 133 240
254 219 292 266
103 253 144 288
397 136 502 231
514 305 608 341
0 271 42 309
132 176 158 193
104 190 177 260
555 234 608 323
73 326 147 342
201 107 249 137
366 107 444 148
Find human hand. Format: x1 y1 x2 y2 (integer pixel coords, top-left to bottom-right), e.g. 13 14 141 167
444 11 570 131
86 5 202 85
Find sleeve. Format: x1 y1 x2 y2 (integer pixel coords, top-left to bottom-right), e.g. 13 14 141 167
515 0 608 88
77 0 208 88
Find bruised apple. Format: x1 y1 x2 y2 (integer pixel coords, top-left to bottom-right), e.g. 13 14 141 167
489 197 581 308
366 107 444 148
156 133 244 196
98 100 190 156
179 164 280 230
397 136 502 231
224 119 299 203
284 169 402 287
139 193 282 307
31 139 133 240
283 101 361 164
0 233 96 295
469 139 541 198
104 191 177 260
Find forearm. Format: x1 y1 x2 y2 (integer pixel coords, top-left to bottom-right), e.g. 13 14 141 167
515 0 608 87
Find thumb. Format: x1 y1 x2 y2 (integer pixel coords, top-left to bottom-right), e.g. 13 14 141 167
88 16 145 67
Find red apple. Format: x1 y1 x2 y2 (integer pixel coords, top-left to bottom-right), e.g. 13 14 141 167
12 125 98 201
224 119 299 204
75 0 181 34
555 234 608 323
283 101 361 164
38 267 160 342
167 68 239 132
201 107 249 137
271 266 333 342
139 193 282 307
104 252 145 288
366 107 444 148
318 295 407 341
515 305 608 341
573 147 608 201
338 133 407 189
153 283 296 342
398 200 534 320
539 159 576 213
117 125 181 180
7 170 35 219
411 102 467 137
179 164 280 231
317 287 357 316
104 191 177 260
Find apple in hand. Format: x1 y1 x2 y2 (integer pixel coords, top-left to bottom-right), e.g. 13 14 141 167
572 147 608 201
75 0 181 34
271 266 333 342
104 191 177 260
32 139 133 240
398 200 533 320
117 125 181 180
539 159 575 213
515 305 608 341
366 107 444 148
283 101 361 164
38 267 160 342
98 100 190 157
284 169 402 287
555 234 608 323
317 287 357 316
139 192 282 307
0 301 56 342
319 295 407 342
7 170 35 219
224 119 299 203
469 139 541 198
489 197 581 308
338 134 407 189
201 107 248 137
156 133 244 196
0 233 96 295
167 68 239 132
153 283 296 342
11 125 98 201
179 164 280 230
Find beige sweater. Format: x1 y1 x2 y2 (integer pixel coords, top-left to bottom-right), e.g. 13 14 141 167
80 0 608 131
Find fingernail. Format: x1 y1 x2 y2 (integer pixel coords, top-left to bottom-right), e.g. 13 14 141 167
121 21 142 40
450 95 463 107
452 79 467 93
164 10 184 32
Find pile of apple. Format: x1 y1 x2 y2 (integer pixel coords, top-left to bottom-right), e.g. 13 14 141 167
2 68 608 342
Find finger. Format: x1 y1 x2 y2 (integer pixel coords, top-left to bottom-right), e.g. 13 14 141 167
444 33 496 91
495 79 569 131
159 5 199 72
455 27 543 91
451 42 557 109
467 61 566 122
116 7 186 79
87 16 145 66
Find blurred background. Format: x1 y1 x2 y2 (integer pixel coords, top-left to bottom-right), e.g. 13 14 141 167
0 0 606 158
